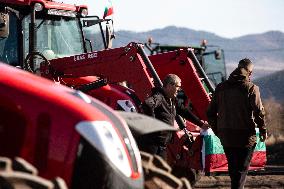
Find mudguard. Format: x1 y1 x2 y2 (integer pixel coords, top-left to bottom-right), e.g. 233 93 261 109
117 111 177 137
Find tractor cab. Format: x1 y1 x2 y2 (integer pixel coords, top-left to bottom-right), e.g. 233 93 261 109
200 45 226 85
81 16 115 51
0 0 113 70
145 39 227 86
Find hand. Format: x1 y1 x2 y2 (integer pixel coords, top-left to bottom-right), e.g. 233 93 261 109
259 132 267 142
201 121 210 130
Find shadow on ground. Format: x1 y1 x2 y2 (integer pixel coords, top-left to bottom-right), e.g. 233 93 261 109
266 141 284 166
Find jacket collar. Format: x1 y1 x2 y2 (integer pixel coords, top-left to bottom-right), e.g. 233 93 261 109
228 67 250 84
151 87 172 102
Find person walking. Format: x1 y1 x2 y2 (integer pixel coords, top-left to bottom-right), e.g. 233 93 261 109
206 58 267 189
140 74 209 159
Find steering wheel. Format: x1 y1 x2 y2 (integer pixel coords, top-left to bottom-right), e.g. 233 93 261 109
24 51 50 73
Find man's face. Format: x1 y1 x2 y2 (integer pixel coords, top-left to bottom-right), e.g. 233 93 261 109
247 64 254 79
166 80 181 99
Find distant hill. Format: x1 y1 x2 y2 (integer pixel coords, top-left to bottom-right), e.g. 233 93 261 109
254 70 284 102
111 26 284 79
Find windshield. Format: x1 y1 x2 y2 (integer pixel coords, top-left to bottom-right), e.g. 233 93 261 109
0 12 19 66
203 49 226 85
81 16 106 51
23 14 84 60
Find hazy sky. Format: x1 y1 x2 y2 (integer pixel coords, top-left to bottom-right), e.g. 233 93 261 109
62 0 284 38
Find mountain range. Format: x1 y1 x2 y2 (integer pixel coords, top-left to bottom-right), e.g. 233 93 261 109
112 26 284 79
104 26 284 101
254 70 284 102
110 26 284 101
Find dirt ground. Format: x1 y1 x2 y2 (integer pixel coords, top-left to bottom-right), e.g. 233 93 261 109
194 142 284 189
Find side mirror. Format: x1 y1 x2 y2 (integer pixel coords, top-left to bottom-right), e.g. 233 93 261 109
0 12 9 38
214 49 222 60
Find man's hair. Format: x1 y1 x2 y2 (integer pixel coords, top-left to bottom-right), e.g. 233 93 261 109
163 74 181 87
238 58 253 69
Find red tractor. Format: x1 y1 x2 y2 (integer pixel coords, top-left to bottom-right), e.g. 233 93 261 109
0 1 191 188
0 0 152 110
0 0 204 183
0 63 144 188
0 0 266 185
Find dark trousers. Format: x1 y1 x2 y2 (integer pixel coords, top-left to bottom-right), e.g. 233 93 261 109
137 133 169 160
223 145 256 189
139 143 167 159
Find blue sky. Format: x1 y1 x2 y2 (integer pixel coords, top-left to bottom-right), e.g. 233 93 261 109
62 0 284 38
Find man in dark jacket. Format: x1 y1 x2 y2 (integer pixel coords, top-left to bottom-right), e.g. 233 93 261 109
140 74 208 159
207 58 267 189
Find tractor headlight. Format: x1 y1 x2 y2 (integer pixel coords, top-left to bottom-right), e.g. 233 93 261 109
80 8 88 17
34 3 43 12
76 121 132 177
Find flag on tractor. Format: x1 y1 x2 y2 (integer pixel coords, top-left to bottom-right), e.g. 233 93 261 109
103 0 114 19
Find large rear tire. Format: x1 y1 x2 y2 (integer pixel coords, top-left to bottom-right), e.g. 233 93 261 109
141 151 192 189
0 157 67 189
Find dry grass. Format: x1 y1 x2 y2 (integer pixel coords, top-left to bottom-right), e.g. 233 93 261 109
263 98 284 140
262 98 284 166
265 134 284 146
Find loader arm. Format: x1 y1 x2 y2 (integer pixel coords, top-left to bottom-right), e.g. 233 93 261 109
41 42 155 101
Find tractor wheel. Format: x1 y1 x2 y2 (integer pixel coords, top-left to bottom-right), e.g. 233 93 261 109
0 156 67 189
171 166 202 186
140 151 192 189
